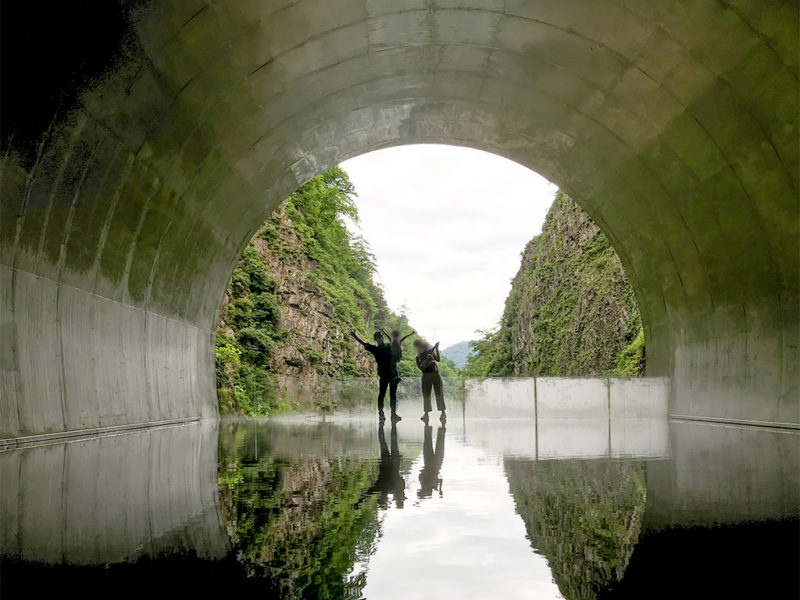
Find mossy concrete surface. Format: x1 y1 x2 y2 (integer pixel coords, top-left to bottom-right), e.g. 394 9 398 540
0 1 797 438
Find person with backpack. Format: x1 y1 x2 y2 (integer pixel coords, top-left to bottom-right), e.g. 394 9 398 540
414 338 446 424
352 330 402 422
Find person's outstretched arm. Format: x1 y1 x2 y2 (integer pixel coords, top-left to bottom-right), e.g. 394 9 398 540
381 328 391 340
400 330 416 343
433 343 440 362
351 330 367 346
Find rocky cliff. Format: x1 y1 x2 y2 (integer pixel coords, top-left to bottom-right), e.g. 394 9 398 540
217 203 374 385
215 168 444 416
465 192 644 377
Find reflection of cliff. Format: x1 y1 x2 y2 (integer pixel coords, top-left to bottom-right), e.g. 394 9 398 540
218 424 380 599
505 459 646 600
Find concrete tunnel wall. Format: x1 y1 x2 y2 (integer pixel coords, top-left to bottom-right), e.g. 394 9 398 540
0 0 797 439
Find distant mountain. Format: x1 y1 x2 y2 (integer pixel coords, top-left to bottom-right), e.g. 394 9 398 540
441 341 474 369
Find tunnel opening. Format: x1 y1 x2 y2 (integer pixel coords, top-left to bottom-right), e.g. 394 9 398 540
212 143 647 416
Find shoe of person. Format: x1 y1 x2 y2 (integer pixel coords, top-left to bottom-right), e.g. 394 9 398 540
439 411 446 424
379 411 386 422
391 413 402 422
421 413 429 423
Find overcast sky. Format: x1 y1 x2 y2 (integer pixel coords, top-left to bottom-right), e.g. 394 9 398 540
341 144 557 348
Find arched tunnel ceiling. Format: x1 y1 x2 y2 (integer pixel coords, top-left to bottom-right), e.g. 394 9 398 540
0 0 797 439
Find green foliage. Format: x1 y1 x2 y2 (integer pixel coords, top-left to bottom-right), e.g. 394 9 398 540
437 356 460 378
242 246 276 293
341 358 361 377
259 221 280 243
252 292 280 323
299 345 325 364
217 245 283 414
230 268 249 295
462 329 507 377
238 326 275 364
609 328 645 377
215 336 241 367
232 297 255 328
235 365 279 416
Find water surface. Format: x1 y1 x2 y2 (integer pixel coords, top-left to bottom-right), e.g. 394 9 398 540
1 379 797 599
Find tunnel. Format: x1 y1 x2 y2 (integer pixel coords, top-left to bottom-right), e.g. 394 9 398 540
0 0 797 441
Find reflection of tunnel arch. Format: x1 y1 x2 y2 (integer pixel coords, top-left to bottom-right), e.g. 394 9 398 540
0 1 797 439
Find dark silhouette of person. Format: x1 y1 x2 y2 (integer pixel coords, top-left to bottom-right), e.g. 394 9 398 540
382 327 415 367
414 338 445 423
355 420 405 510
351 330 401 421
418 425 446 499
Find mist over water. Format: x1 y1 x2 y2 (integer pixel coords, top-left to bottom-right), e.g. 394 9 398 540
2 379 798 599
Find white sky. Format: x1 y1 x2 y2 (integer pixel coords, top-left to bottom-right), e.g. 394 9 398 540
341 145 557 348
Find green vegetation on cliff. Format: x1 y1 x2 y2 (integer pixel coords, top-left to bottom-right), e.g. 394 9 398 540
464 191 644 378
216 167 457 416
608 328 646 377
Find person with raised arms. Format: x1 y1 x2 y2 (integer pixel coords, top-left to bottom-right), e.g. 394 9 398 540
351 330 402 422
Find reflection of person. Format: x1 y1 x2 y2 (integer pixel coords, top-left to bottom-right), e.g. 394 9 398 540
362 420 405 509
418 425 446 499
351 330 401 422
414 339 445 424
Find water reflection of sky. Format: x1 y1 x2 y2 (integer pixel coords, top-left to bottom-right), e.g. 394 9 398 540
359 432 564 600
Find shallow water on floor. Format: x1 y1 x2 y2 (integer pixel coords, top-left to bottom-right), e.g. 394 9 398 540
1 379 798 599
